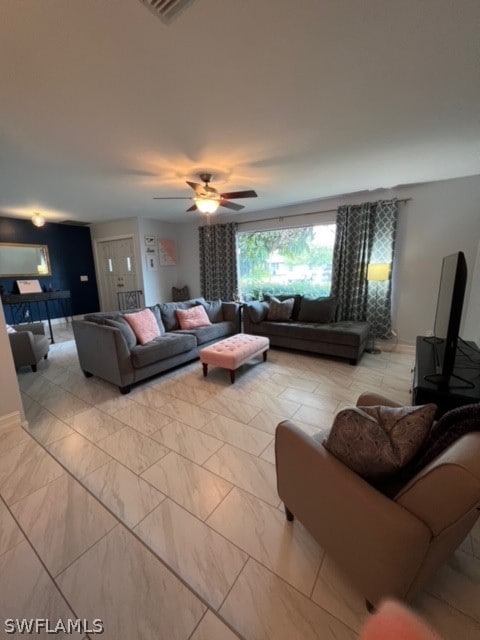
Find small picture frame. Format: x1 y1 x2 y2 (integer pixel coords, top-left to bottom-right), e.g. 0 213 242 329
144 235 156 247
17 279 42 294
146 254 158 271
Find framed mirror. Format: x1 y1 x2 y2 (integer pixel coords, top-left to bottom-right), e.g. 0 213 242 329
0 243 52 277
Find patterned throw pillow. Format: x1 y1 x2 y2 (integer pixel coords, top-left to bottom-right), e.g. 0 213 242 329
267 297 294 322
324 404 437 479
176 305 212 329
6 324 16 334
172 285 190 302
124 308 161 345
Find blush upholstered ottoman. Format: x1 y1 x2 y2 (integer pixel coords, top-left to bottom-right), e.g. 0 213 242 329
199 334 270 383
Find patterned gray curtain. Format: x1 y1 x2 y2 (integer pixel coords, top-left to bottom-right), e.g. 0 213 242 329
331 199 398 338
199 222 238 300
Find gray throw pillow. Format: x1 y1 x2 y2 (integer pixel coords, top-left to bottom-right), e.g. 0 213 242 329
324 404 437 479
267 297 295 321
104 317 137 349
201 299 223 323
246 301 269 323
297 296 337 323
147 305 166 335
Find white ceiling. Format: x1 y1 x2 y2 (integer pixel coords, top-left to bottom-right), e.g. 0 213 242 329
1 0 479 224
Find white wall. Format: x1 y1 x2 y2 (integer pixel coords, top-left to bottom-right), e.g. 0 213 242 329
90 217 189 307
0 300 25 422
138 218 181 306
175 174 480 346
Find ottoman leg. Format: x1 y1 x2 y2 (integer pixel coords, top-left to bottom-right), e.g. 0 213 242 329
229 369 236 384
263 350 268 362
202 363 208 377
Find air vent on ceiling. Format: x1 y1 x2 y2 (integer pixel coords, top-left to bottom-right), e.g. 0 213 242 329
59 220 91 226
139 0 197 24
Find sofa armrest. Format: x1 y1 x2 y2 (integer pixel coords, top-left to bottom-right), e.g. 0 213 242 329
12 322 45 336
275 420 431 603
9 330 35 352
72 320 133 388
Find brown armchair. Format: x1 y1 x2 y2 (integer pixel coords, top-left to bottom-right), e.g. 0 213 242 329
275 392 480 609
8 322 50 372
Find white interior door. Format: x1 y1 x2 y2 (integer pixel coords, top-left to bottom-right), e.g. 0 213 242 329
96 237 140 311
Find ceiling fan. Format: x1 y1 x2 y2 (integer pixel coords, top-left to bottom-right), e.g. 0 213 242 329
153 172 258 214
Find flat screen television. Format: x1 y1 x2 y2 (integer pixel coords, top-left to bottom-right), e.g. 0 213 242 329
424 251 469 387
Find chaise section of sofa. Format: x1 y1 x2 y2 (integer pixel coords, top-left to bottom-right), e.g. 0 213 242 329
73 298 240 393
243 295 370 364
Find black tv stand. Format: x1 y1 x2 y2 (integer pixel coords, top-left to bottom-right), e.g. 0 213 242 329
412 336 480 417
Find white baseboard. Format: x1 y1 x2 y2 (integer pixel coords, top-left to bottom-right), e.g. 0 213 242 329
0 411 22 429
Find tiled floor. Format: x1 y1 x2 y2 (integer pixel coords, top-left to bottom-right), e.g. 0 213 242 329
1 323 480 639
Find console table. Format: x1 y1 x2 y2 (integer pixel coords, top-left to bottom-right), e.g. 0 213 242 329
2 290 72 343
412 336 480 416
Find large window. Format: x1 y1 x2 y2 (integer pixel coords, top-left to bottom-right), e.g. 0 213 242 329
237 223 336 300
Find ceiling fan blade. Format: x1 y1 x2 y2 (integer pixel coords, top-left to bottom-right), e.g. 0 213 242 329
153 197 192 200
186 204 198 212
220 190 257 199
186 181 204 195
220 200 244 211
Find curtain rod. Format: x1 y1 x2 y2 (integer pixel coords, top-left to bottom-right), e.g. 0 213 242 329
237 197 412 226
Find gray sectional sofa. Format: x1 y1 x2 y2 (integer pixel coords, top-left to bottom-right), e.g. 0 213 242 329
243 295 370 364
72 298 240 393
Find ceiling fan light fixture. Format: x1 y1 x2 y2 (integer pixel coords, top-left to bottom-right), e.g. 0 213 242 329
31 212 45 227
194 196 220 214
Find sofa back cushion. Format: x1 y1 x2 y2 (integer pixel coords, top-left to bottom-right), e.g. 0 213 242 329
246 301 269 323
159 298 205 331
124 308 161 345
176 305 212 329
267 297 295 321
298 296 337 323
104 317 137 349
200 299 224 323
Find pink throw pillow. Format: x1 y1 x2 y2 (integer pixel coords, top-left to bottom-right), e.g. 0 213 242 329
176 305 212 330
124 309 161 345
6 324 17 334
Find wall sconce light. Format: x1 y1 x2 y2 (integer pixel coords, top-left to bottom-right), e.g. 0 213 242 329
31 212 45 227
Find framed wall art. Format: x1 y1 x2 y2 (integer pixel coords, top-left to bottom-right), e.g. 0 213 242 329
158 239 177 266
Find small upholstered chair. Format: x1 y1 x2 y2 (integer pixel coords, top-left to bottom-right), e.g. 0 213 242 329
8 322 50 372
275 392 480 610
171 285 190 302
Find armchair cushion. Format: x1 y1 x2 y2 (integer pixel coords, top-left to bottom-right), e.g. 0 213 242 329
324 404 437 479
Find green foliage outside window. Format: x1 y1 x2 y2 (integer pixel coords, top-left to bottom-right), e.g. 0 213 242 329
237 224 335 300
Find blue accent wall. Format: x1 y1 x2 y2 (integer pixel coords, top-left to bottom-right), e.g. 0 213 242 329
0 217 100 322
